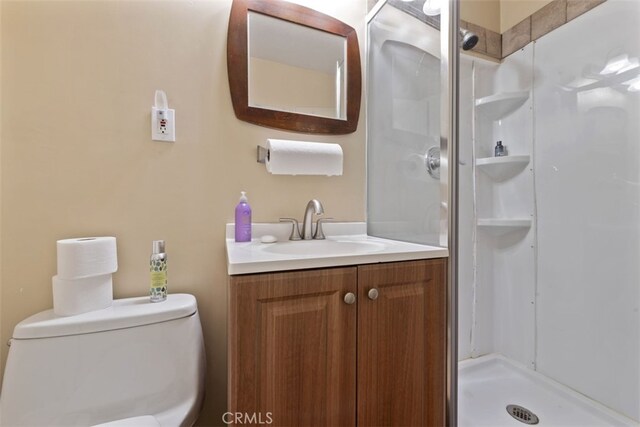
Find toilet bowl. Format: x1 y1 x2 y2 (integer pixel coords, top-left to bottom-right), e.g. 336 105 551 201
0 294 206 426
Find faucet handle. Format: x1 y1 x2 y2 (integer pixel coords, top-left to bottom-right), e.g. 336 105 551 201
279 218 302 241
313 217 334 240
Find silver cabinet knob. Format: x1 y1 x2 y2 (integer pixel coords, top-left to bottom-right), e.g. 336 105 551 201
344 292 356 305
368 288 379 300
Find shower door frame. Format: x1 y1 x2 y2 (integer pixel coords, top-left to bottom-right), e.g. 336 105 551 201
441 1 460 426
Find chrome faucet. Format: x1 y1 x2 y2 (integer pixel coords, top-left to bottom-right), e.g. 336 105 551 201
301 199 324 240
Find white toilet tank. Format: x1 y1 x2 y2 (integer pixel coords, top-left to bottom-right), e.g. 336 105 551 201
0 294 205 427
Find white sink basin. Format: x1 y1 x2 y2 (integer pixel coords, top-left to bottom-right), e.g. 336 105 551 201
261 239 387 256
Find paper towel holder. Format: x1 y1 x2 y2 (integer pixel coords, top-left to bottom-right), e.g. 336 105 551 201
257 145 269 164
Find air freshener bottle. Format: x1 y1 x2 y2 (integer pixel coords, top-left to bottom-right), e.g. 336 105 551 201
235 191 252 242
495 141 506 157
150 240 167 302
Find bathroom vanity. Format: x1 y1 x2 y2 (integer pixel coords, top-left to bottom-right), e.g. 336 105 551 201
226 223 448 426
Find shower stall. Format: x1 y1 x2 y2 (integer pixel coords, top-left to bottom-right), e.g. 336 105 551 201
367 0 640 425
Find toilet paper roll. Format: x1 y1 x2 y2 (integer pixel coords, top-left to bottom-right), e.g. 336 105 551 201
52 274 113 317
57 237 118 279
265 139 343 176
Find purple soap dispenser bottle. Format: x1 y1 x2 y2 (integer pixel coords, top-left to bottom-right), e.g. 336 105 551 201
235 191 252 242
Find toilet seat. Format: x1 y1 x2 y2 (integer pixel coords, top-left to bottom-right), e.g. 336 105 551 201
91 415 160 426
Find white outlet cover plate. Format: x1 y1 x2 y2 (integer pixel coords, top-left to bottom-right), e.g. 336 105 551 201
151 107 175 142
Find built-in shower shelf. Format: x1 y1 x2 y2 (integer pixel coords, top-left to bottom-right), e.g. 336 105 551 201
476 155 530 180
475 91 530 120
477 218 532 235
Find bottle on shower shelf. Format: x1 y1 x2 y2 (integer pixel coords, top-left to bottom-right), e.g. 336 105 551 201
495 141 506 157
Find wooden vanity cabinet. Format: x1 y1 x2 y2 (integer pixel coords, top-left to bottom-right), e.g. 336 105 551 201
357 260 446 427
228 267 358 426
228 258 446 427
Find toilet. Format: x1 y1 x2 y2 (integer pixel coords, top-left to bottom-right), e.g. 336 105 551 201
0 294 206 426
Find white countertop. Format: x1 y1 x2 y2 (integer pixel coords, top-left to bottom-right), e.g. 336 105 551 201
226 222 448 275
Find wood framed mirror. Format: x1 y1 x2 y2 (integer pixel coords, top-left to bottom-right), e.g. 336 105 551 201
227 0 361 134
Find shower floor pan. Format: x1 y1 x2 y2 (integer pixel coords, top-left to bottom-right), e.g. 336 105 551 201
458 354 637 426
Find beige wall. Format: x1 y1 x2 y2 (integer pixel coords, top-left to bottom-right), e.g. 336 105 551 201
0 1 366 425
462 0 555 33
500 0 554 31
460 0 502 33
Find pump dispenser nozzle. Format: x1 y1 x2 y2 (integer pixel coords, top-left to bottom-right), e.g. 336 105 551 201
152 240 165 254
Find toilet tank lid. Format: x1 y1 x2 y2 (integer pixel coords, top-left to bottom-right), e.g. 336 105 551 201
12 294 197 339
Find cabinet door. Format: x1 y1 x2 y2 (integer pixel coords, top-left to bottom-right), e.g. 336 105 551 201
357 259 446 427
229 267 357 426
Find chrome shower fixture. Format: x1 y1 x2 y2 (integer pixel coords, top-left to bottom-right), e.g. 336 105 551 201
460 28 479 51
425 146 441 180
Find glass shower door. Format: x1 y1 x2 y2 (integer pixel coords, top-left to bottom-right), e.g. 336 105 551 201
367 2 459 424
366 0 459 425
367 3 443 247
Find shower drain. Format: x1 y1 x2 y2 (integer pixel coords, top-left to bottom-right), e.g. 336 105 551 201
506 404 539 425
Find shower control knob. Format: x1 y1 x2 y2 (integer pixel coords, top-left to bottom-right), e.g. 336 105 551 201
368 288 379 300
344 292 356 305
425 146 441 179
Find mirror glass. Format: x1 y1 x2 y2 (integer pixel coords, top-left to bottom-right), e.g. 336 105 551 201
247 12 347 120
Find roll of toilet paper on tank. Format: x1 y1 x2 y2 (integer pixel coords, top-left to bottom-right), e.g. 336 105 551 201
265 139 343 176
52 274 113 316
56 237 118 279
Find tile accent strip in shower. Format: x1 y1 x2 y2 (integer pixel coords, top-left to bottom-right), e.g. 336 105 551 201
502 0 607 58
368 0 607 59
502 17 532 57
531 0 567 41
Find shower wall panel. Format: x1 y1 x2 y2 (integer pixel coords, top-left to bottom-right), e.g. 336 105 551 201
458 51 536 365
534 0 640 420
474 45 536 368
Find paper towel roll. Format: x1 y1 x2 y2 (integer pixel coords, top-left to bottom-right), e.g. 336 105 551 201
52 274 113 316
57 237 118 279
265 139 343 176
